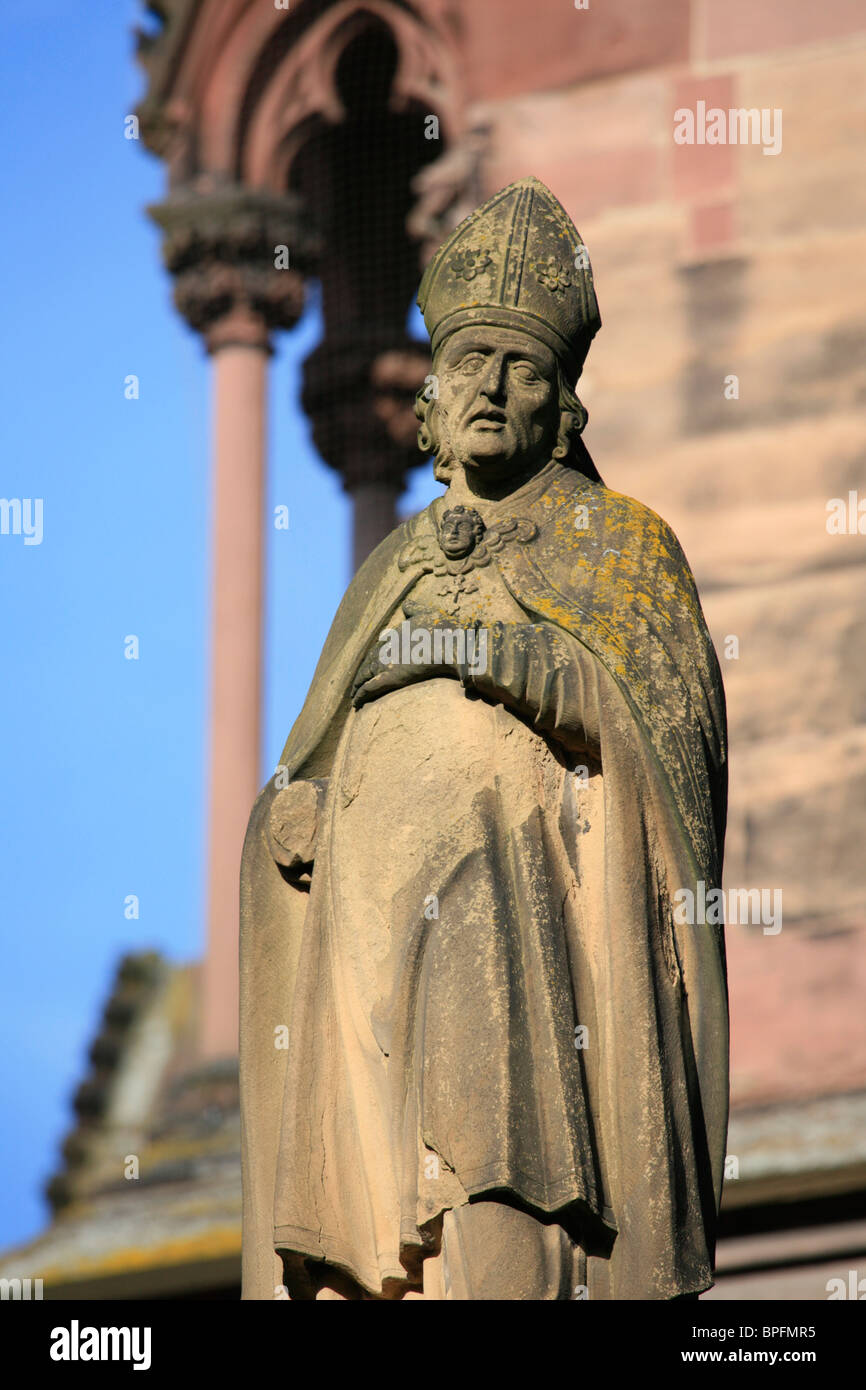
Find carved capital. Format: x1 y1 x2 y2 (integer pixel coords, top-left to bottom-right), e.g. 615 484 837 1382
302 336 430 492
149 184 320 352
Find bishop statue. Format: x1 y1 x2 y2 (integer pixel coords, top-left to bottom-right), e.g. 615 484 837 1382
239 177 729 1301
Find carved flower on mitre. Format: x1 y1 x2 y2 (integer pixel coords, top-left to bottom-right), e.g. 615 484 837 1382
535 256 573 295
450 249 493 281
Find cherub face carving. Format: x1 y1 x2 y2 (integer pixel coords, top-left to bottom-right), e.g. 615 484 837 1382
438 506 486 560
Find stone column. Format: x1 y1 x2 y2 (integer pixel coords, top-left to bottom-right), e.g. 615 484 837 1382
204 315 268 1061
350 482 403 573
150 187 315 1060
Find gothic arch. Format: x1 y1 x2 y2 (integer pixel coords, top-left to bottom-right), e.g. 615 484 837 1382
138 0 462 187
236 0 462 189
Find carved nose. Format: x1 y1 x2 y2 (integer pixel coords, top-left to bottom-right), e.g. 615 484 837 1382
479 357 507 398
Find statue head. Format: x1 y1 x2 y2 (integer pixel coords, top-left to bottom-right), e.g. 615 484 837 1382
415 176 601 488
438 504 486 558
416 326 589 485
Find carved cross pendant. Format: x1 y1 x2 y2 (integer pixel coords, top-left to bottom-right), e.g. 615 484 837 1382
437 570 479 603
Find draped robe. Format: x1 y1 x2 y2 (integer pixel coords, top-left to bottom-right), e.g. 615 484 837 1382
239 460 729 1300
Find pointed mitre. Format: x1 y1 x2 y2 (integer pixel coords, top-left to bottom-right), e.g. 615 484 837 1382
417 176 601 381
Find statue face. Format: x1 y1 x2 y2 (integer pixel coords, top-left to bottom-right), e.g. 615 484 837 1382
435 325 560 483
439 510 479 558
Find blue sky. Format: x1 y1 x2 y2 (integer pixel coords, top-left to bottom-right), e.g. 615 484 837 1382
0 4 438 1250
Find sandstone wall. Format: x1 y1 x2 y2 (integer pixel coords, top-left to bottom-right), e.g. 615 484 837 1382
452 0 866 1111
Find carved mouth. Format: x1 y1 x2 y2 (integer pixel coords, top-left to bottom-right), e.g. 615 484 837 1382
469 410 507 426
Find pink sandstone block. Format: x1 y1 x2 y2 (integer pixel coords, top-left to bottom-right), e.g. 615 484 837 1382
488 148 663 222
700 0 866 62
462 0 690 102
728 922 866 1108
672 74 736 201
689 200 736 255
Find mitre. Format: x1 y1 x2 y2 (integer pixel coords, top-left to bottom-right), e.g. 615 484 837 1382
417 175 601 382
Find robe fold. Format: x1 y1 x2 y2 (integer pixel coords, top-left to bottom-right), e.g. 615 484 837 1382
239 462 728 1300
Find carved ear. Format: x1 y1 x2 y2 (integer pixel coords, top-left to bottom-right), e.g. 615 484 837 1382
267 779 329 872
433 455 455 483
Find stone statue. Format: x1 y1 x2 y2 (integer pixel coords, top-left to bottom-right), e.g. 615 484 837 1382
239 177 729 1301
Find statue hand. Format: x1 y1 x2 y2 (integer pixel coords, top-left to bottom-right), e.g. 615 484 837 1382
351 615 461 709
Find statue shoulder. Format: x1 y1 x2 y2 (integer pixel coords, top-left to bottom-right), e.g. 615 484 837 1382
585 484 680 550
531 479 701 610
563 482 692 571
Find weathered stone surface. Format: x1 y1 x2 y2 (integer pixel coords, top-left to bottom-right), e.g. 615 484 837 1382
689 200 737 256
482 75 668 221
671 75 737 202
605 411 866 560
703 566 866 743
701 0 866 62
462 0 689 103
581 230 866 456
739 47 866 239
727 926 866 1105
267 779 327 871
724 727 866 923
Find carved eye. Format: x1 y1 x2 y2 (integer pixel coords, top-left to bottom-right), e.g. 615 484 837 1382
512 362 540 382
459 354 485 374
